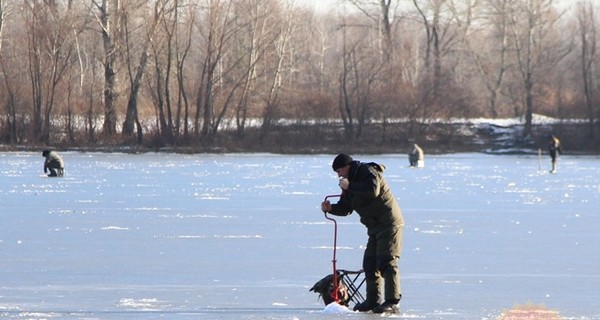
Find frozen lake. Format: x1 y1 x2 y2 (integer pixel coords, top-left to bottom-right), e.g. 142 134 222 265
1 152 599 319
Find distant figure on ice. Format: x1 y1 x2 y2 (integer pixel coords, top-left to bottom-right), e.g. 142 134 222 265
548 135 561 173
42 150 64 177
408 143 424 168
321 153 404 314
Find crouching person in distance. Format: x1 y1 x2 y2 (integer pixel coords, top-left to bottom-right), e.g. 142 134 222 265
408 143 424 168
321 153 404 314
42 150 64 177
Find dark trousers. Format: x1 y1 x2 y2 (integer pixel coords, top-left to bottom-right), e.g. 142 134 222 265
362 226 403 304
47 164 64 177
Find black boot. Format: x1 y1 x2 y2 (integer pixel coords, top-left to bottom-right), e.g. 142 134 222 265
373 301 400 314
353 301 380 312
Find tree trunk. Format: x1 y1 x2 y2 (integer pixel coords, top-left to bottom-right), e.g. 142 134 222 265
98 0 120 136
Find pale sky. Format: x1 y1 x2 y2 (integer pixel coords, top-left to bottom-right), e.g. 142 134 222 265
297 0 344 12
300 0 577 14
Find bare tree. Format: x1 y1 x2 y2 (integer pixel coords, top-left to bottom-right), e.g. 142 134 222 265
121 0 168 143
146 0 197 145
464 0 509 118
346 0 397 63
147 0 196 144
90 0 121 137
337 14 385 140
194 0 238 140
0 0 3 52
0 0 595 150
148 0 176 144
84 45 102 143
576 1 598 139
412 0 449 92
228 0 291 138
0 0 18 143
23 0 76 144
175 2 195 141
507 0 570 137
256 1 289 143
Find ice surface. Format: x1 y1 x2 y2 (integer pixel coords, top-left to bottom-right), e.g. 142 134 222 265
0 152 599 319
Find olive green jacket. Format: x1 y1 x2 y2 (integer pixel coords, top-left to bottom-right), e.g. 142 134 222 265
328 161 404 235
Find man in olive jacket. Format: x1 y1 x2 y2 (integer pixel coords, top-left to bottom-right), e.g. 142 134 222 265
321 154 404 314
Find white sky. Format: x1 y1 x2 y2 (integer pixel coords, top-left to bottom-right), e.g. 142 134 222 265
297 0 344 12
300 0 577 14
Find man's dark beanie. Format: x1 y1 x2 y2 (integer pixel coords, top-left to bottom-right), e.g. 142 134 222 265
332 153 353 171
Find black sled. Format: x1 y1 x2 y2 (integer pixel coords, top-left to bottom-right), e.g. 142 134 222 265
309 269 365 306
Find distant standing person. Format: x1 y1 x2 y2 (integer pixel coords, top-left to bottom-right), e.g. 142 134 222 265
321 154 404 314
408 143 424 168
42 150 64 177
548 135 561 173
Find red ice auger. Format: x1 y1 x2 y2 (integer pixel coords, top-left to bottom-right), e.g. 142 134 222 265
309 194 365 307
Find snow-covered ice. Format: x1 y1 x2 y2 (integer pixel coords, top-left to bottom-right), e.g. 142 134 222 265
0 152 599 319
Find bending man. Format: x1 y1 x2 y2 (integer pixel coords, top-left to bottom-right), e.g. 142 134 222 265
321 153 404 314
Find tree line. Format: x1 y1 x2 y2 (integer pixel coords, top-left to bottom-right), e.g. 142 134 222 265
0 0 598 150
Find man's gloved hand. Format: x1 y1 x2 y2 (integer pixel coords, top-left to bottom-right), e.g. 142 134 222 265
321 200 331 213
338 178 349 190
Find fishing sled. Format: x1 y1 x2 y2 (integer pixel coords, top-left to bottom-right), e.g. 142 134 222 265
310 269 365 306
309 195 366 307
